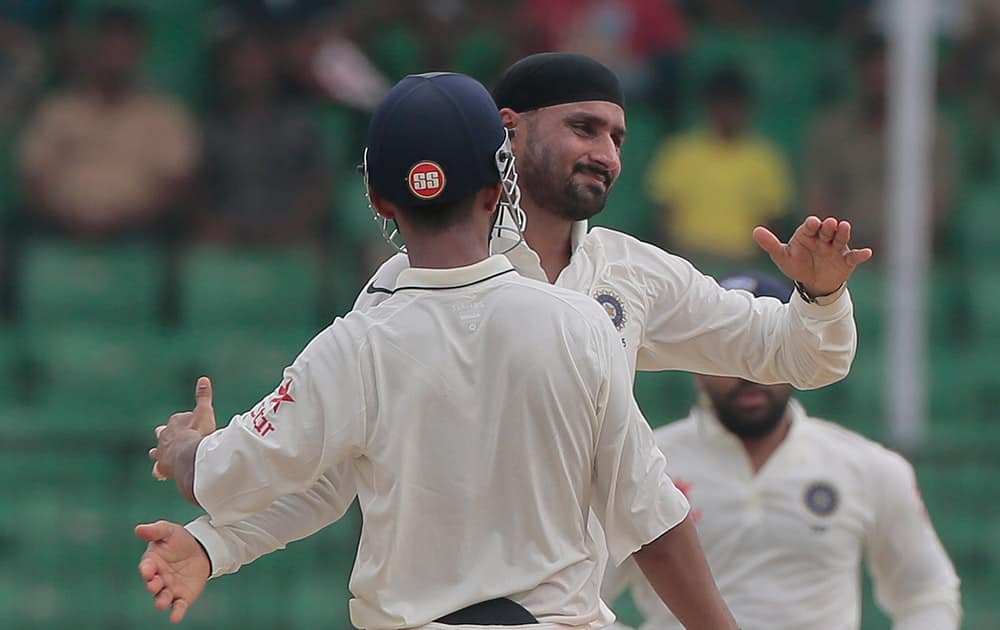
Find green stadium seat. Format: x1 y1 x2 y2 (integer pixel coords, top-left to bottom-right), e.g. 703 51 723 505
370 26 425 81
955 183 1000 263
178 245 323 331
0 326 28 405
19 239 166 328
175 327 318 420
845 266 884 342
633 369 697 429
333 165 380 244
315 104 362 179
965 266 1000 343
453 29 506 82
928 347 1000 442
15 327 188 439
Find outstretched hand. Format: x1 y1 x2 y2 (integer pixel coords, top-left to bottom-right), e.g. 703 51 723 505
136 520 210 624
754 216 873 298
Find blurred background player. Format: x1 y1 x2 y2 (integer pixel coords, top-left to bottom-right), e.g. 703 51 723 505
607 272 961 630
137 72 738 630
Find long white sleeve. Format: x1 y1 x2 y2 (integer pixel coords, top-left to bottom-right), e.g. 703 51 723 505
193 323 367 526
182 256 407 577
589 315 689 567
865 451 961 629
632 244 856 389
186 466 356 578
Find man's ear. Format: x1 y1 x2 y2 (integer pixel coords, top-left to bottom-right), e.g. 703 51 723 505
478 181 504 216
369 190 397 220
499 107 519 130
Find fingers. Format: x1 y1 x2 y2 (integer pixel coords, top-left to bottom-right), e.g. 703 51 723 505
801 215 822 237
170 599 190 624
145 575 166 595
135 521 173 543
155 587 175 612
194 376 213 411
155 425 166 439
152 461 168 481
818 217 838 242
845 248 874 267
832 220 852 248
752 226 785 260
138 556 159 580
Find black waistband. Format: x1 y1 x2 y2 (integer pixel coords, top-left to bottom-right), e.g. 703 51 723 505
435 598 537 626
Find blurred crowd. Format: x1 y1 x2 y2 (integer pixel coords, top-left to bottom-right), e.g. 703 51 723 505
0 0 997 295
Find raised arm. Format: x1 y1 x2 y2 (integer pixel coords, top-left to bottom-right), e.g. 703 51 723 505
633 235 858 389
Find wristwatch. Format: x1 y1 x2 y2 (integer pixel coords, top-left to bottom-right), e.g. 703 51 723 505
794 281 846 306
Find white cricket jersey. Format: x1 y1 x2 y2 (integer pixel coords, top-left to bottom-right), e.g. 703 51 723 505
361 221 857 383
615 400 961 630
188 256 690 630
187 221 859 620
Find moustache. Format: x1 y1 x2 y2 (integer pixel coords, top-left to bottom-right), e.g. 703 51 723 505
573 163 612 187
727 382 772 403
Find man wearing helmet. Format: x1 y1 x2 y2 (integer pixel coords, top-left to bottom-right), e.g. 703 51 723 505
138 73 738 630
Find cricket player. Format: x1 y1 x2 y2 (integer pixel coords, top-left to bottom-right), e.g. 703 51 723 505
156 52 873 617
607 273 961 630
139 72 739 629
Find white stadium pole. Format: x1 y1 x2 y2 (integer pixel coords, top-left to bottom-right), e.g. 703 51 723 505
886 0 935 451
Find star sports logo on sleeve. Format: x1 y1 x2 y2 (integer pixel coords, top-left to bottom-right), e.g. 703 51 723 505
249 378 296 437
408 161 446 199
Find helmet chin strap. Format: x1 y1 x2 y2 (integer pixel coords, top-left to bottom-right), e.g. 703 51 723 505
361 128 526 256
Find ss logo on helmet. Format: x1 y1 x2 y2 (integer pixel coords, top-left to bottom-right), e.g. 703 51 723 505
408 161 446 199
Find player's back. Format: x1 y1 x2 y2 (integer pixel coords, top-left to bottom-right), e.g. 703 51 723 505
342 257 631 629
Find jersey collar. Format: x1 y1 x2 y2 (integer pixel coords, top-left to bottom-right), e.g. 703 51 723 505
393 255 516 292
493 219 590 283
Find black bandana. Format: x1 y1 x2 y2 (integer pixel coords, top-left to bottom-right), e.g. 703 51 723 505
492 52 625 113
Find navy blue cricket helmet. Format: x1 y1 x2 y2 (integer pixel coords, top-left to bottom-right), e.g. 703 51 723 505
718 270 793 303
362 72 524 252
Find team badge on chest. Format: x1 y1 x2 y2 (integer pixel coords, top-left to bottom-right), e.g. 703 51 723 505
593 288 628 331
804 481 839 516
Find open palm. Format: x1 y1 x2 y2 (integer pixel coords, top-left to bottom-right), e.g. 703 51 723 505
136 520 210 624
754 216 873 298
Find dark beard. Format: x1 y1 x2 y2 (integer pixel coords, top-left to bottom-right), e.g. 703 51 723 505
519 145 611 221
712 387 790 439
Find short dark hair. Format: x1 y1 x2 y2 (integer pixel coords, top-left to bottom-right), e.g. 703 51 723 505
399 191 480 231
704 66 751 104
95 6 146 35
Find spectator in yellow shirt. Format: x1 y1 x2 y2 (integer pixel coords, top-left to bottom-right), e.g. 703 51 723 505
645 66 791 264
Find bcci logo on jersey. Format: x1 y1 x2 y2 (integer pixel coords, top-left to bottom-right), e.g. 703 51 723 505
804 481 839 516
593 288 628 331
